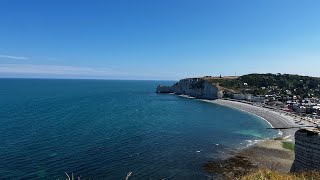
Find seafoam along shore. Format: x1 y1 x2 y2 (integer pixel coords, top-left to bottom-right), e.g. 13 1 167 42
202 99 298 174
204 99 300 142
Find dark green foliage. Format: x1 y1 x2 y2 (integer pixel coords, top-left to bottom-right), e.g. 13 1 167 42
282 142 295 151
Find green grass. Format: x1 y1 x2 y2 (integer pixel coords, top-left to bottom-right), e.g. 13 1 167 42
282 142 295 151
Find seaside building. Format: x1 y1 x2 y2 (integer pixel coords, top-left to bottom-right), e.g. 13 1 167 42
233 93 246 100
232 93 265 103
251 95 265 103
297 106 306 113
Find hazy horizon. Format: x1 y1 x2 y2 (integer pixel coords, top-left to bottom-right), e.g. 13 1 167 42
1 0 320 80
1 72 320 82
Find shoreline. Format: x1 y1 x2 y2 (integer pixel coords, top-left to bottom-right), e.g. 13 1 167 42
177 94 299 142
204 139 295 177
174 95 298 175
203 99 299 142
202 99 283 136
199 99 297 175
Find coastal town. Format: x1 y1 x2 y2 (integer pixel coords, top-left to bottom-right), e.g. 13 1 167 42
158 74 320 126
201 73 320 126
228 86 320 126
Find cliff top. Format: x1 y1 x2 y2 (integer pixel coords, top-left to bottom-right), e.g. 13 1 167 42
299 128 320 134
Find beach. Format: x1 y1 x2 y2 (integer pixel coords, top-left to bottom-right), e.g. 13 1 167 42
204 140 295 178
203 99 299 177
203 99 305 142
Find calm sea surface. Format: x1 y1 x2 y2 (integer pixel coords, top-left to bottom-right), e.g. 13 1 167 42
0 79 277 179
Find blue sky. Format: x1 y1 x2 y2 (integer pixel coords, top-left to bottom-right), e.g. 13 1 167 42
0 0 319 80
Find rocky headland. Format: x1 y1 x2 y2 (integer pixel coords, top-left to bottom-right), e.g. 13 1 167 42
156 78 223 99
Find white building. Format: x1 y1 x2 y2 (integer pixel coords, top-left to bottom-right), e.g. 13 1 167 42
233 93 264 102
233 93 246 100
251 96 265 103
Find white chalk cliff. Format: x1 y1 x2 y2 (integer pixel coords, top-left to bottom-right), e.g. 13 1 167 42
156 78 223 100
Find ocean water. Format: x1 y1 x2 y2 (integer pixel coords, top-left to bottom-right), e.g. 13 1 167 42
0 79 277 179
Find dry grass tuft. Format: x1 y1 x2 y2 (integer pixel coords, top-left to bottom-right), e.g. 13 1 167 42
60 169 320 180
60 172 133 180
125 171 132 180
241 169 320 180
64 172 80 180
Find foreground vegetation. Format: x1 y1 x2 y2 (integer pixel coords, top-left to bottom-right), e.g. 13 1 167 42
282 142 295 151
241 169 320 180
62 172 132 180
62 170 320 180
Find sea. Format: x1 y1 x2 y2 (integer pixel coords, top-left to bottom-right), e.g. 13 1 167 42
0 79 278 179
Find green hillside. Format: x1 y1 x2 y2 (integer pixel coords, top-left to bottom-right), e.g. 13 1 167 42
204 73 320 98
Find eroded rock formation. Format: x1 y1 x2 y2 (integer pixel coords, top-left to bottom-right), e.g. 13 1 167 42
291 129 320 172
156 78 223 99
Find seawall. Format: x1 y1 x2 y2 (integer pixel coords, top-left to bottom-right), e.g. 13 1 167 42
156 78 223 100
291 129 320 172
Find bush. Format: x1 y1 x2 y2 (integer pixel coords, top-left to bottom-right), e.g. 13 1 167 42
282 142 295 151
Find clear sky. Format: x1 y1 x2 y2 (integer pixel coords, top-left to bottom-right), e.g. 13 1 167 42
0 0 319 80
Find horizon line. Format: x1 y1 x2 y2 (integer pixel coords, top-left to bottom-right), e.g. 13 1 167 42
0 77 178 81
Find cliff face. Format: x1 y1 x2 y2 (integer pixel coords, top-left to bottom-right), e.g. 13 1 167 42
291 129 320 172
156 78 222 100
